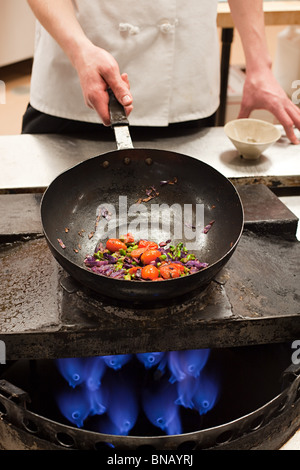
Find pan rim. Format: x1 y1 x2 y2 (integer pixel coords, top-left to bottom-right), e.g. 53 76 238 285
40 147 244 288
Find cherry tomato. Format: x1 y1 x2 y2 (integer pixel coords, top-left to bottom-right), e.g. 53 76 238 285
121 233 135 243
160 263 181 279
106 238 127 253
141 265 159 280
128 266 139 275
140 249 161 265
138 240 158 249
169 262 185 273
130 247 148 259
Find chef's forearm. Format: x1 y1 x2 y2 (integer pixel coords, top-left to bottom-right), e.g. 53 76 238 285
227 0 272 72
27 0 92 68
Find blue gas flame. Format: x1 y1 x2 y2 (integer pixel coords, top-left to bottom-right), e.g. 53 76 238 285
56 358 88 388
168 349 210 383
192 372 220 415
136 352 166 369
55 348 219 435
142 377 182 435
56 387 91 428
85 356 106 392
105 371 139 435
88 387 108 416
175 375 198 409
102 354 132 370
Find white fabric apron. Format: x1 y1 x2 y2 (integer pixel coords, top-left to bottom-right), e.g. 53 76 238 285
30 0 220 126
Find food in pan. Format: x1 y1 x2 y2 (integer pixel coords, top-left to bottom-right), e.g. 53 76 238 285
84 234 208 281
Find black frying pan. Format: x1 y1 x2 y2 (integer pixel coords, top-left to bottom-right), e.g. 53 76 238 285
41 95 244 304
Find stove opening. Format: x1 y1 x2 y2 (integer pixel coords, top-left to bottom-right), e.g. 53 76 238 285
0 343 292 440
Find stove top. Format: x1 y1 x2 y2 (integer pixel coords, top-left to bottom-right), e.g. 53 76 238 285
0 185 299 360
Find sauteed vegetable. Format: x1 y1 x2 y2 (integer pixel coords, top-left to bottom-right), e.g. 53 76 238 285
84 234 208 281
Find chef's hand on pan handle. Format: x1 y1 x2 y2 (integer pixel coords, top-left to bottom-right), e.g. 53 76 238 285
27 0 133 126
73 44 133 126
239 68 300 145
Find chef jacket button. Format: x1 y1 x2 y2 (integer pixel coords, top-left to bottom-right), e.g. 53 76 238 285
119 23 140 35
158 19 177 34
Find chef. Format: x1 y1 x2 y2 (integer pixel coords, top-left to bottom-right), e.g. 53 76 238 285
22 0 300 144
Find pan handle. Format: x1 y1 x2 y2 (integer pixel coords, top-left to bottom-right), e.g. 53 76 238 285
108 89 134 150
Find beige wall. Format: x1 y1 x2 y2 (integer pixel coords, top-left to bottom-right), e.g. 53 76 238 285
220 25 288 68
0 0 35 67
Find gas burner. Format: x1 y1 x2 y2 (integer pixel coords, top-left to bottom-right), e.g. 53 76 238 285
1 343 300 450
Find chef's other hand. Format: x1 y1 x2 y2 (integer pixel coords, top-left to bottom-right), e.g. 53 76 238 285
74 44 133 126
238 68 300 145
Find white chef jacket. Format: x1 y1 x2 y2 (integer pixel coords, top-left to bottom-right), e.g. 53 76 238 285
29 0 220 126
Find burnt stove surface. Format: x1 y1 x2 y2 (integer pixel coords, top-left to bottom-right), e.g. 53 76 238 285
0 184 300 360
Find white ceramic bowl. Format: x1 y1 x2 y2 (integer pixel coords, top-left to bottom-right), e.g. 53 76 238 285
224 118 281 160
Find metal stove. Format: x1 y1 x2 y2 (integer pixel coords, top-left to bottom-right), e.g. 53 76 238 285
0 130 300 451
1 183 299 359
